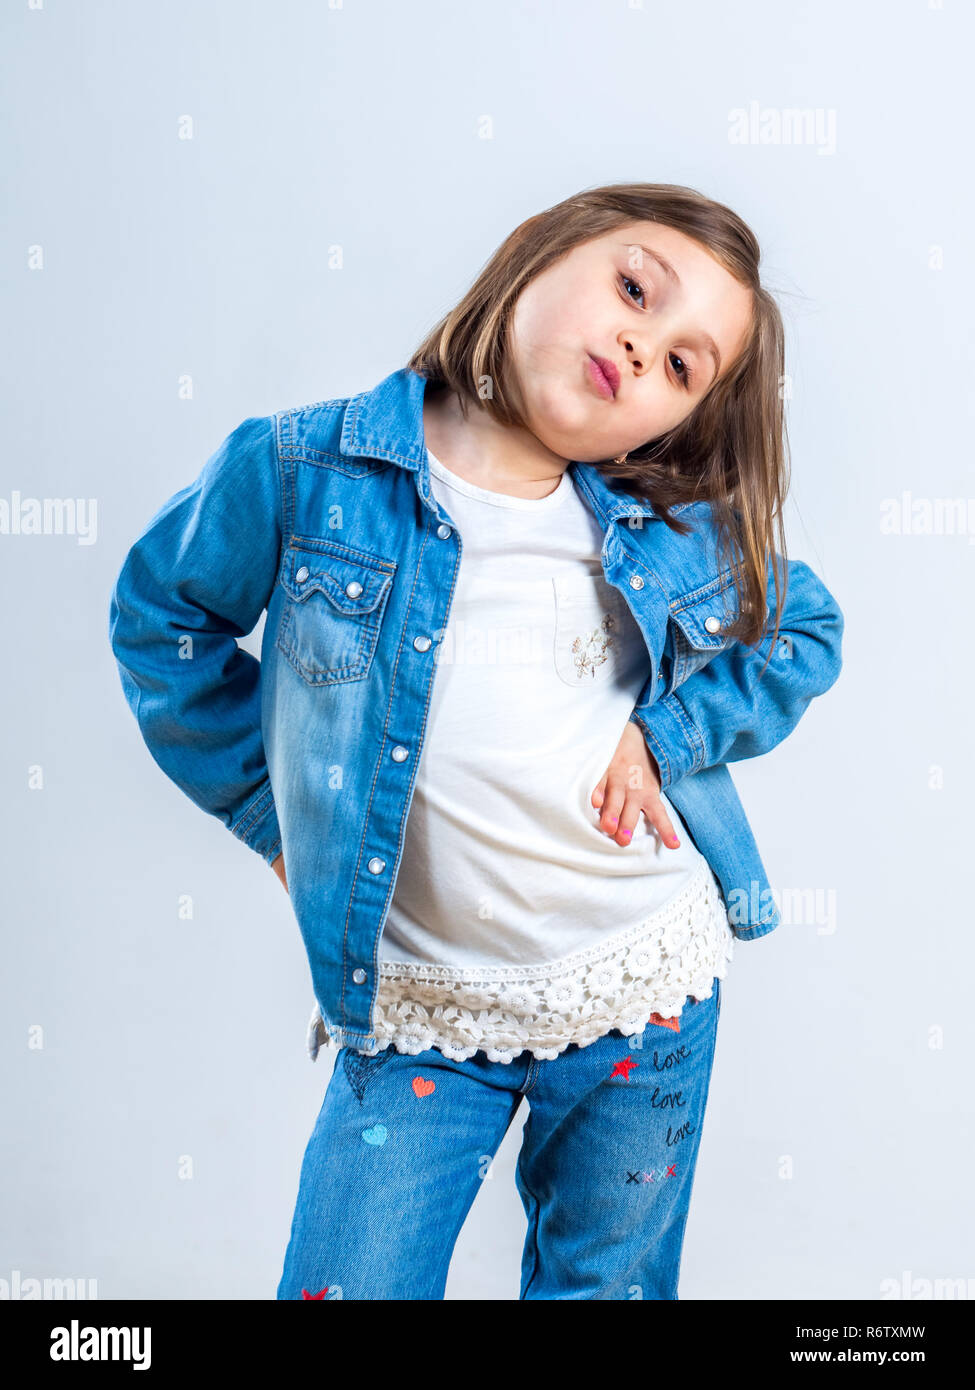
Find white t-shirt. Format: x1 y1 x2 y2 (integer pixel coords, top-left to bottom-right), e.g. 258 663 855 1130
306 449 733 1063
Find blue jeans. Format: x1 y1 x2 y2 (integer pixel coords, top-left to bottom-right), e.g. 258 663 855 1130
276 981 722 1300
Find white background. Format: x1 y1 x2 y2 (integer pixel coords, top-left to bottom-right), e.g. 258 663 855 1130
2 0 972 1299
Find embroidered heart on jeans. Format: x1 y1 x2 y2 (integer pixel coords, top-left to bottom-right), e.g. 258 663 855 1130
411 1077 435 1098
648 1012 680 1033
362 1124 388 1145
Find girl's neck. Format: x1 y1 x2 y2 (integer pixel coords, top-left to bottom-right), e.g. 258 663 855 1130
422 385 569 501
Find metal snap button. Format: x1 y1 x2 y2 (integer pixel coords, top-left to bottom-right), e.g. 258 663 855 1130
437 523 452 539
704 615 722 634
367 856 386 874
345 580 363 598
295 566 310 583
352 968 367 984
629 575 645 590
390 745 409 762
413 635 432 652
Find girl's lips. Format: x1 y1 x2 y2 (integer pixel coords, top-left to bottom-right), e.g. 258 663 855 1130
587 355 619 400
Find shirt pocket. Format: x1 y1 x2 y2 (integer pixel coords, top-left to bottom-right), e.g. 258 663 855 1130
552 569 633 688
664 577 739 693
275 535 396 686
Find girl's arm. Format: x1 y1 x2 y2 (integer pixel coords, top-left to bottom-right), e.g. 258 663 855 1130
108 415 283 866
628 555 844 791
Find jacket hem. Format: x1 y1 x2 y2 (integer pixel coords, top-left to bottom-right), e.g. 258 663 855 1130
230 780 282 862
305 1003 380 1062
728 913 779 941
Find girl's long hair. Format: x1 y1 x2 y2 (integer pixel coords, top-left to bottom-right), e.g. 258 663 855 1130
407 182 791 656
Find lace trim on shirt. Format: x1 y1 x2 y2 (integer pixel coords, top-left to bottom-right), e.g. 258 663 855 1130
307 861 734 1065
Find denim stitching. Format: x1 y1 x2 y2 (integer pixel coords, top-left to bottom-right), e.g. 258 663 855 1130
365 513 465 1023
341 1046 398 1105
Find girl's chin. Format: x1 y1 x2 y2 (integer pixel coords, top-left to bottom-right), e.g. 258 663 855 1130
527 399 610 454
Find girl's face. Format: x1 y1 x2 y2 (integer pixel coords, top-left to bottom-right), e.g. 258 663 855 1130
507 221 755 464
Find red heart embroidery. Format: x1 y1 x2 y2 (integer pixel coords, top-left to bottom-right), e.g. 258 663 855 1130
302 1286 329 1299
648 1012 680 1033
412 1076 435 1098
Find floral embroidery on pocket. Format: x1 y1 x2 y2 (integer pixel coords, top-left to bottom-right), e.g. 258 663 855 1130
553 571 634 688
570 614 617 679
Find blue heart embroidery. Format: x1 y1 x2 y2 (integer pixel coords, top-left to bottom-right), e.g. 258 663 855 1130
362 1124 388 1146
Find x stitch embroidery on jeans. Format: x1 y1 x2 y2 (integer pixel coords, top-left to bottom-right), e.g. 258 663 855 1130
625 1166 678 1184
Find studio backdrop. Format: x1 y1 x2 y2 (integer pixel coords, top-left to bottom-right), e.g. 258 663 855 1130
2 0 972 1301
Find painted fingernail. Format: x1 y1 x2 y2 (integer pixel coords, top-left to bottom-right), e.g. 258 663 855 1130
609 816 618 825
621 829 632 839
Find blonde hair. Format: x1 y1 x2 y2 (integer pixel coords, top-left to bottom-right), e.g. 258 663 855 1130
407 182 791 654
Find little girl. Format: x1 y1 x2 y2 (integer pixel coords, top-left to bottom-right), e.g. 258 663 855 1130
109 182 844 1300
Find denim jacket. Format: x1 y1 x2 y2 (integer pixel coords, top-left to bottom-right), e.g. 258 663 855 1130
108 366 844 1051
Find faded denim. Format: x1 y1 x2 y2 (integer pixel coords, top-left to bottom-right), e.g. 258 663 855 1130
276 984 722 1301
108 366 844 1052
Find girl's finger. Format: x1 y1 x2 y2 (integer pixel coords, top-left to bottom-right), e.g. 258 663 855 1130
596 775 626 837
645 796 680 849
591 777 607 811
612 794 643 847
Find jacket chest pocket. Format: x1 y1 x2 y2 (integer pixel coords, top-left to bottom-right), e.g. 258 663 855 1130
276 537 396 686
664 581 738 694
552 570 637 687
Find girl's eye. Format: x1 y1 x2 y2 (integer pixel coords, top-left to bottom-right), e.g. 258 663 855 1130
669 352 694 391
620 273 646 308
620 273 695 391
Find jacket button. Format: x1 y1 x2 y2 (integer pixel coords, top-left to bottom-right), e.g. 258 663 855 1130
345 580 363 598
390 745 409 762
352 968 367 984
437 524 452 539
367 856 386 874
704 615 722 634
629 575 645 590
413 635 432 652
295 566 310 583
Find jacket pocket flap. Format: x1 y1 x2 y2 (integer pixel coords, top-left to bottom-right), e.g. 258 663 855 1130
669 579 739 651
281 540 394 616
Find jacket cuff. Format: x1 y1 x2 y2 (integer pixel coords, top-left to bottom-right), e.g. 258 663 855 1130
229 780 282 865
630 693 704 790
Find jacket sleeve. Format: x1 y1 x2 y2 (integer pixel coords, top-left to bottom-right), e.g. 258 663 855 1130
108 415 283 864
629 555 844 791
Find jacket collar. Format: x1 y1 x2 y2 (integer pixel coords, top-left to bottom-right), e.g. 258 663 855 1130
339 366 694 529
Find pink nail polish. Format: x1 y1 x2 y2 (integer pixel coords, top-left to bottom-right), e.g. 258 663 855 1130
621 829 632 839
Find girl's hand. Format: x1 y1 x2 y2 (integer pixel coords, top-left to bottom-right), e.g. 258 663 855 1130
591 720 681 850
271 852 289 893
